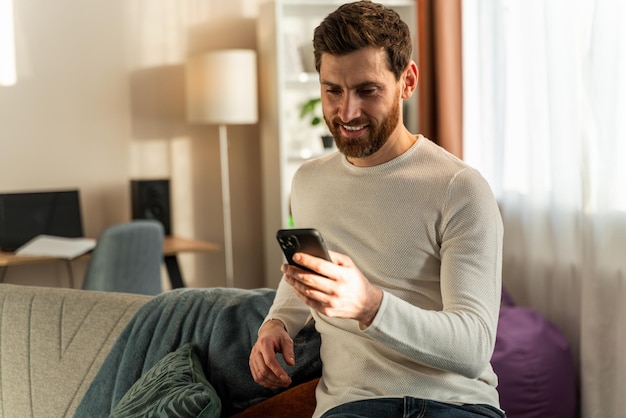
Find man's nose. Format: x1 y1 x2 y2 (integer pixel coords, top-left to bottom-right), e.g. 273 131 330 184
338 94 362 122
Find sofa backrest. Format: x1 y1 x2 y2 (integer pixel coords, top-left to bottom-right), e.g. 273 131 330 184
0 283 150 418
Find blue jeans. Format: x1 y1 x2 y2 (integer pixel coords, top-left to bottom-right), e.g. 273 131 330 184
320 398 506 418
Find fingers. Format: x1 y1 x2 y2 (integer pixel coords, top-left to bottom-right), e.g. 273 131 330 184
289 278 330 308
293 252 336 277
282 336 296 366
249 347 292 388
282 261 338 308
327 250 352 266
249 324 295 389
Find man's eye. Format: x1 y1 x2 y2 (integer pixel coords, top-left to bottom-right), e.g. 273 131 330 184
359 88 377 97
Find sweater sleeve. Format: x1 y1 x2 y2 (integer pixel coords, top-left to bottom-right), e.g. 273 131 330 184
363 167 503 378
261 278 312 339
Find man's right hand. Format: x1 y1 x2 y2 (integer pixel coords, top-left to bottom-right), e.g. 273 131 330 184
249 319 295 388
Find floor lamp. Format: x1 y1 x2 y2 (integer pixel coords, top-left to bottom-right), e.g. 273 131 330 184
186 49 258 288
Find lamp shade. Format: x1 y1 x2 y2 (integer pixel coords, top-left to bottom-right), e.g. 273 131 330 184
186 49 258 125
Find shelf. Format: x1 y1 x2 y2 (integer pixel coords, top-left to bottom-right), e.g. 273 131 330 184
287 147 337 162
285 72 319 87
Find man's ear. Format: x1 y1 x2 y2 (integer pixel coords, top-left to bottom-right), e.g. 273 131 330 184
401 61 419 99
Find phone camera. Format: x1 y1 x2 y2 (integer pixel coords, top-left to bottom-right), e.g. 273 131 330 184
279 235 299 250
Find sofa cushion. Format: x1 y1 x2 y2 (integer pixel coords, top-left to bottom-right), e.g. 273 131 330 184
109 343 220 418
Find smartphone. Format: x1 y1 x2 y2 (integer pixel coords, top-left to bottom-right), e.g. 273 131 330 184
276 228 331 271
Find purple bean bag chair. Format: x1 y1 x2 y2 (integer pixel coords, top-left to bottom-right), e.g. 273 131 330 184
491 290 578 418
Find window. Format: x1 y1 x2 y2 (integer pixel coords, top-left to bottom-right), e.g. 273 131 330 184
0 0 16 86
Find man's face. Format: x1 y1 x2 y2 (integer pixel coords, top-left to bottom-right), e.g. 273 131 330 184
319 47 402 159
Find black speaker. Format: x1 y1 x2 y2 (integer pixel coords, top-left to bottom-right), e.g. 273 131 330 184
130 179 172 235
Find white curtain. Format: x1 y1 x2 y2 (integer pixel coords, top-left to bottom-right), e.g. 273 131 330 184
462 1 626 417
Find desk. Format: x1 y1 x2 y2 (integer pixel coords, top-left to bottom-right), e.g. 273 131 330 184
162 236 220 288
0 236 219 289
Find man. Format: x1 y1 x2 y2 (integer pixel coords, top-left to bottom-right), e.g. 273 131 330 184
249 2 505 417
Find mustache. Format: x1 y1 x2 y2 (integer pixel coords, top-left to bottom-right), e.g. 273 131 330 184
330 117 370 127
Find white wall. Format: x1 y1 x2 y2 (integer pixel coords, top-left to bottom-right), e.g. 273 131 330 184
0 0 267 289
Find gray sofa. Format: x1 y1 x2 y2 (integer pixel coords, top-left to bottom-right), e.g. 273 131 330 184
0 283 151 417
0 283 578 418
0 283 322 418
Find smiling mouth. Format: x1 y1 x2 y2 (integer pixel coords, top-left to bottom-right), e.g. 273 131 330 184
343 124 365 131
340 124 368 137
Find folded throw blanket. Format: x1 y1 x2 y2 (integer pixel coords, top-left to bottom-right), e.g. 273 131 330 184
74 287 322 417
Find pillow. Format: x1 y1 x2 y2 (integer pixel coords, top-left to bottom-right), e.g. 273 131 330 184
491 290 577 418
109 343 221 418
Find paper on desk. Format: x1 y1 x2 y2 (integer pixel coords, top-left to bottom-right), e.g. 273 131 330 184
15 235 96 259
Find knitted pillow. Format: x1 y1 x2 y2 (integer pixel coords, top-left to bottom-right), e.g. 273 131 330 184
109 343 221 418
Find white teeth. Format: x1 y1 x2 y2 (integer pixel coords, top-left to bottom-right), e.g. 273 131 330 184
343 125 365 131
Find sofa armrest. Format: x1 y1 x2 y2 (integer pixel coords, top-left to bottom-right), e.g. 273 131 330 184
0 283 150 417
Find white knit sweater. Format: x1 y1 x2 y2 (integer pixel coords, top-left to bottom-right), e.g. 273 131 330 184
265 136 504 417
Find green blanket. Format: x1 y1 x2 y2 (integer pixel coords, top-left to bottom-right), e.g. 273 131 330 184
74 287 321 417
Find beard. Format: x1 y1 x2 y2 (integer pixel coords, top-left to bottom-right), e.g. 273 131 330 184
326 97 400 159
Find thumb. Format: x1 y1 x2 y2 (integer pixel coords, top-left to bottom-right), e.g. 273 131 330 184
282 337 296 366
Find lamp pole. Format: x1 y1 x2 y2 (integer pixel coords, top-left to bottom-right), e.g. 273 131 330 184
218 124 234 288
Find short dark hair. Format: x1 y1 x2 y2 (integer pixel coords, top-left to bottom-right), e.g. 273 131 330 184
312 1 412 80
